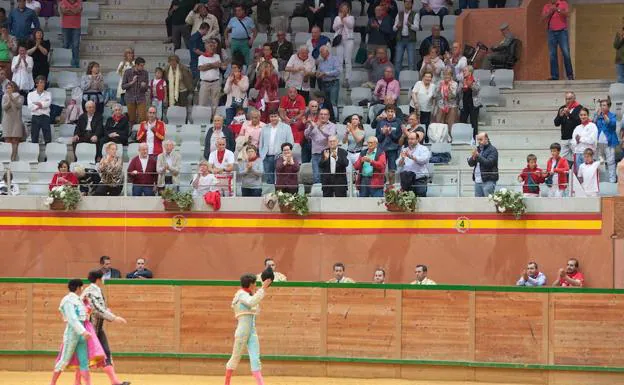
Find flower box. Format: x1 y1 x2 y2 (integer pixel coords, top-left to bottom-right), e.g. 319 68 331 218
49 199 66 211
279 204 297 214
163 200 189 212
385 203 405 212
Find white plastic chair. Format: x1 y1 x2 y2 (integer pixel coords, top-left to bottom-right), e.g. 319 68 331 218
75 143 97 164
341 105 364 121
55 71 80 89
177 124 202 143
398 70 419 90
190 106 212 124
451 123 473 145
50 48 73 67
609 83 624 106
0 142 12 162
480 86 501 107
349 87 372 104
17 142 40 163
350 70 369 85
8 161 31 184
45 143 68 162
180 142 202 164
167 106 187 125
493 69 514 90
291 17 309 33
174 49 191 67
49 87 67 106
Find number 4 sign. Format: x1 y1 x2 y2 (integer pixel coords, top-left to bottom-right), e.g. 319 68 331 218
456 217 470 233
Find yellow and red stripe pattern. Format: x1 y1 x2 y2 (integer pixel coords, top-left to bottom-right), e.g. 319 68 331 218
0 211 603 235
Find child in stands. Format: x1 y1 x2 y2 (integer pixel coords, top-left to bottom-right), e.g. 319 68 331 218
518 154 545 197
544 143 570 198
577 148 601 197
150 67 167 120
229 106 247 137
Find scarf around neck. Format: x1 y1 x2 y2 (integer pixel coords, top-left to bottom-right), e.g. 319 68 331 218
168 65 181 104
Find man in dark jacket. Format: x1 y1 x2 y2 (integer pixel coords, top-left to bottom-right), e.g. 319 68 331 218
419 24 450 64
554 91 582 162
270 30 294 71
126 257 154 279
304 0 326 32
203 118 236 160
318 135 349 196
100 256 121 280
481 23 517 69
367 6 395 57
467 132 499 197
72 101 104 161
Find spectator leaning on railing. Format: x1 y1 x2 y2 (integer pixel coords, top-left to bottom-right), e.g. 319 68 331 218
318 135 349 197
516 262 546 286
156 140 181 193
127 143 157 197
275 142 300 194
552 258 584 287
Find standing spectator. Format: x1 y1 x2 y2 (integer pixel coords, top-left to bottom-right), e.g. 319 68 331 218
191 160 219 198
100 104 129 156
170 0 195 51
333 3 354 88
594 99 618 183
367 6 394 56
1 81 23 161
480 23 516 70
164 54 193 108
615 20 624 83
419 0 450 28
238 108 264 149
156 140 181 192
275 142 300 194
137 106 167 158
552 258 584 287
72 101 102 161
126 258 154 279
305 108 337 184
319 135 348 197
259 111 294 184
571 107 597 175
457 0 478 13
362 48 390 88
577 148 600 197
393 0 419 75
302 99 320 163
542 0 573 80
354 136 387 197
434 68 458 137
39 0 56 26
25 0 41 14
26 28 48 82
518 154 545 197
28 75 51 144
116 48 134 105
80 61 105 115
8 0 40 41
306 26 331 60
418 25 449 63
189 22 210 79
204 115 236 158
254 61 279 122
316 46 341 107
95 142 123 196
224 62 249 124
150 67 167 121
343 114 365 169
410 72 434 133
545 142 570 198
59 0 81 68
197 40 223 112
305 0 326 32
269 30 294 72
410 264 436 285
516 262 547 286
376 104 401 183
255 0 273 38
467 133 498 197
225 5 256 66
99 256 121 280
285 46 316 101
186 3 219 39
447 42 467 83
11 45 32 97
49 160 78 190
0 25 17 80
458 65 481 140
554 91 582 163
238 145 264 196
313 90 336 124
327 262 355 283
419 46 445 84
127 143 157 196
121 57 149 126
279 87 307 146
397 131 430 197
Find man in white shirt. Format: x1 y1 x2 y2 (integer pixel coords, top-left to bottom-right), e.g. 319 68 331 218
397 131 431 197
197 39 222 113
285 46 316 101
208 137 235 196
156 140 181 191
577 148 600 197
393 0 419 74
259 111 294 184
27 75 51 143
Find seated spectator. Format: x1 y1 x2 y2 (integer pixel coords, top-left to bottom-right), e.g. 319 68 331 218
224 62 249 125
305 108 337 184
594 98 618 183
156 140 181 192
434 68 458 136
373 268 386 284
72 101 103 161
516 262 547 286
0 170 19 195
305 0 326 32
101 103 130 155
192 160 218 198
397 131 431 197
204 115 236 160
327 262 355 283
9 0 40 40
376 105 402 182
481 23 517 70
49 160 78 190
80 61 105 115
253 61 279 122
275 142 300 194
571 107 597 174
363 47 392 88
270 30 294 71
126 257 153 279
257 257 288 282
552 258 584 287
419 46 444 84
260 111 294 184
419 0 450 28
137 106 167 158
100 255 121 280
467 133 499 197
306 26 331 60
410 264 436 285
1 80 23 161
458 65 481 140
517 154 545 197
208 137 235 175
164 54 194 107
410 72 434 132
279 87 307 146
545 142 570 198
27 28 49 83
577 148 600 197
367 6 394 57
74 164 101 196
285 46 316 101
447 42 467 83
11 45 32 97
94 142 123 196
127 143 157 197
371 97 405 130
398 113 423 146
238 145 263 196
343 114 365 168
354 136 387 197
28 75 51 144
319 135 349 197
419 25 450 65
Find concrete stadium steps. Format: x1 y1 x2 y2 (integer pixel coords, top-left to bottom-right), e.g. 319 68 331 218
485 130 561 150
482 108 560 127
81 39 174 56
108 0 170 7
89 20 167 40
99 6 168 22
433 148 553 169
500 89 609 110
513 79 612 91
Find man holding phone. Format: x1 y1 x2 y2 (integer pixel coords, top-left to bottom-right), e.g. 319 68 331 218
467 132 498 197
542 0 574 80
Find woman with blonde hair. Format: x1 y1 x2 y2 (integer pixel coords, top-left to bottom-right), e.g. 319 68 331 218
333 2 355 88
1 80 23 161
434 68 458 137
254 61 279 122
94 142 123 196
191 160 218 198
116 48 134 105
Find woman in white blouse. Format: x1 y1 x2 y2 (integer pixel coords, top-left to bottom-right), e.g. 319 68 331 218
191 160 218 198
116 48 134 105
333 3 355 89
11 45 33 94
410 71 435 130
224 62 250 125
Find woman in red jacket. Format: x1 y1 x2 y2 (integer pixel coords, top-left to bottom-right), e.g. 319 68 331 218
354 136 387 197
49 160 79 191
136 106 166 157
254 62 279 123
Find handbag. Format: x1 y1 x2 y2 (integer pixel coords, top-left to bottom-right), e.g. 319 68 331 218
332 34 342 47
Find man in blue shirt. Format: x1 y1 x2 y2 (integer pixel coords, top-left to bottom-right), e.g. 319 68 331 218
516 262 547 286
8 0 39 41
225 5 256 65
316 46 341 107
189 22 209 80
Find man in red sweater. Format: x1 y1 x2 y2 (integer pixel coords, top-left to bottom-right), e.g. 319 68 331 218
127 143 157 196
136 106 167 158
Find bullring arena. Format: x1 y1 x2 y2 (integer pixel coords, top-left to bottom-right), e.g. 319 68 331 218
2 0 624 384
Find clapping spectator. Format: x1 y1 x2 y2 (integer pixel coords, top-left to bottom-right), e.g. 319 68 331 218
238 144 264 196
516 262 547 286
137 106 167 158
363 47 391 88
371 66 400 118
410 72 434 133
393 0 419 74
49 160 78 190
518 154 545 197
434 68 458 138
447 42 467 83
95 142 123 196
127 143 157 196
1 81 23 161
554 91 582 162
121 57 149 126
253 61 279 122
284 46 316 101
458 65 481 140
397 131 431 197
319 135 349 197
354 136 387 197
343 114 365 168
594 99 618 183
571 107 597 174
376 104 402 183
275 142 300 194
305 108 337 184
552 258 584 287
279 87 307 146
191 160 219 198
80 61 105 114
333 3 355 88
419 25 449 66
238 108 264 150
467 133 499 197
156 140 181 192
224 62 250 125
72 101 103 161
126 258 153 279
11 45 33 97
26 28 48 82
419 46 444 84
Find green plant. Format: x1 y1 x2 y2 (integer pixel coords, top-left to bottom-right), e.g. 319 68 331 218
161 188 194 211
45 185 82 210
488 188 526 219
380 187 418 212
276 191 309 216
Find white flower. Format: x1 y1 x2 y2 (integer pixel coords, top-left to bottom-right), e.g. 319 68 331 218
488 194 493 199
499 207 506 212
43 197 54 206
52 186 60 192
500 188 507 194
289 196 295 202
60 191 66 198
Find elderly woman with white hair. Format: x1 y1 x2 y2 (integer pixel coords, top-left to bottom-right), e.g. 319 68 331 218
74 164 101 196
191 160 218 199
285 45 316 101
94 142 123 196
100 103 129 158
156 139 181 192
